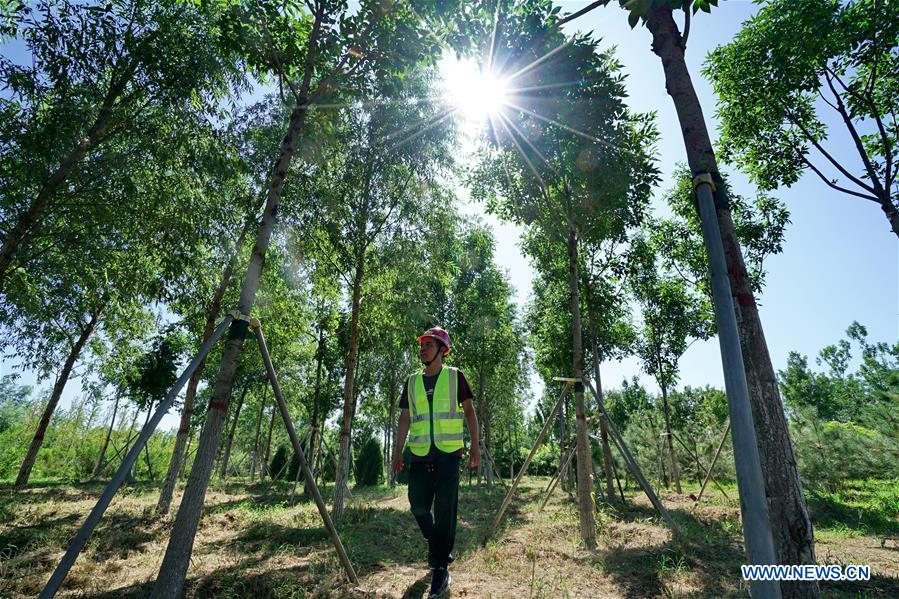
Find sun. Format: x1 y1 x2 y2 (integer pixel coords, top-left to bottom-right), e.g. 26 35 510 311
440 54 509 128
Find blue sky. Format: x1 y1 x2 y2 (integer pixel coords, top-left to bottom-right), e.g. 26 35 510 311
2 0 896 425
475 0 898 398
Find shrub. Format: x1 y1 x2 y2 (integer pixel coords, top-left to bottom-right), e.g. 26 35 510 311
269 445 288 480
355 436 383 486
287 448 305 482
790 408 899 492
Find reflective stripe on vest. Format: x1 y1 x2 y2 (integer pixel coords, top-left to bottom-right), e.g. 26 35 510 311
407 367 464 456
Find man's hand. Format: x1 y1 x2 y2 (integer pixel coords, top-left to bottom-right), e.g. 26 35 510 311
469 444 481 470
392 451 404 474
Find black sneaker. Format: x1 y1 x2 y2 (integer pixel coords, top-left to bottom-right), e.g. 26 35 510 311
428 567 451 598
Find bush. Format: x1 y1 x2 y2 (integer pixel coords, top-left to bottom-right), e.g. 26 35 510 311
790 408 899 492
287 449 303 482
355 436 383 486
529 443 560 476
269 445 288 480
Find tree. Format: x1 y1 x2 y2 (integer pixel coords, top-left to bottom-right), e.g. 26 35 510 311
157 95 289 515
152 0 456 593
355 436 383 486
293 68 456 519
555 2 819 591
446 225 525 490
779 324 899 491
0 0 245 288
705 0 899 237
630 236 713 492
470 0 658 548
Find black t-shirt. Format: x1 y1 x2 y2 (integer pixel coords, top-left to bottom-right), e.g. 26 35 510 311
399 367 474 461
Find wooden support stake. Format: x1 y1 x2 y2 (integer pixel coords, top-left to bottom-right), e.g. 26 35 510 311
481 444 508 490
694 421 731 507
483 382 572 545
541 444 576 509
583 379 680 538
254 324 358 584
543 443 575 494
670 431 729 500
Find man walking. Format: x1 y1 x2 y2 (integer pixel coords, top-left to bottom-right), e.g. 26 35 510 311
393 326 480 598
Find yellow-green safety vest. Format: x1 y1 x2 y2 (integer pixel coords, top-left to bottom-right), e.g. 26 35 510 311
407 366 464 456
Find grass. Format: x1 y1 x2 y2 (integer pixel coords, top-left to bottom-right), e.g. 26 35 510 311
0 476 896 597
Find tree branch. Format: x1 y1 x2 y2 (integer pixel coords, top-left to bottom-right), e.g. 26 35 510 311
826 65 893 192
556 0 609 27
799 155 880 203
823 67 887 198
785 108 877 194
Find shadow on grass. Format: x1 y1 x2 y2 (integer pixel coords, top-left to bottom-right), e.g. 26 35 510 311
807 493 899 538
220 481 525 582
87 511 158 561
591 499 749 598
0 480 105 505
821 575 899 598
0 512 81 560
399 573 430 599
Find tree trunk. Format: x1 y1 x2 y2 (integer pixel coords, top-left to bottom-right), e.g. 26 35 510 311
157 220 248 514
16 303 104 487
476 377 485 489
93 390 121 479
305 323 325 493
141 402 156 481
878 198 899 239
264 401 276 474
249 385 266 482
484 419 494 490
332 258 365 520
660 381 681 494
219 385 248 480
559 390 569 491
151 10 324 594
588 309 615 502
180 430 193 479
388 374 397 487
645 7 817 596
567 220 596 550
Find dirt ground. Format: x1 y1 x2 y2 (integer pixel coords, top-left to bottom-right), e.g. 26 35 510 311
1 477 896 598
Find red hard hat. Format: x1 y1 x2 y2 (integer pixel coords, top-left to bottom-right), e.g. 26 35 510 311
418 327 451 355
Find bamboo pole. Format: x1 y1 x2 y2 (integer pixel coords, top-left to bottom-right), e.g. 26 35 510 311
541 444 576 509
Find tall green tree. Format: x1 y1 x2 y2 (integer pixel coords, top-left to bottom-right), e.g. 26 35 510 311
293 68 456 519
630 235 713 493
705 0 899 237
152 1 458 592
448 226 525 489
157 95 289 515
555 2 818 588
470 0 658 548
0 0 244 288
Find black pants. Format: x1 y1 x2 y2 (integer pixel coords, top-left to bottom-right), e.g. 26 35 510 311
408 454 460 569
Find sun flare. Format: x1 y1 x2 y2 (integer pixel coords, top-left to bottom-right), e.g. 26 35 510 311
440 55 509 127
